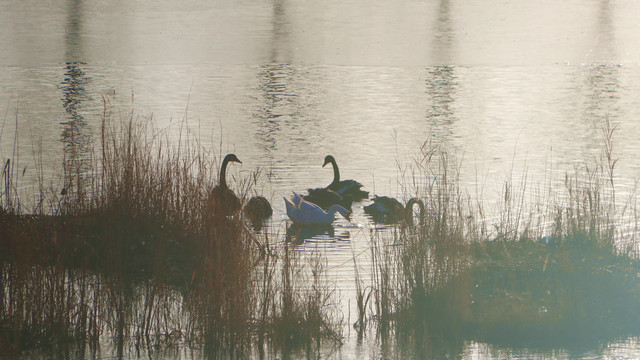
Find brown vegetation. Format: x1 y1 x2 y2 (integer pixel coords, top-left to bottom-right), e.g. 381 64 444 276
0 101 340 358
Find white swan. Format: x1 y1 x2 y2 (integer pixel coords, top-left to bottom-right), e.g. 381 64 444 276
284 192 351 225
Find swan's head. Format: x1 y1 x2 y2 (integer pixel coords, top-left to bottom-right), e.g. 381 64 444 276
328 204 351 221
322 155 335 167
224 153 242 164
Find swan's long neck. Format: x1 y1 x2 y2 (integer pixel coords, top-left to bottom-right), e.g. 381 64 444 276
328 205 350 221
220 157 230 188
406 198 425 223
328 158 340 186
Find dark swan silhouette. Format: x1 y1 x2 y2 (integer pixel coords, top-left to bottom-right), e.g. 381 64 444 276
364 196 425 225
303 187 352 211
208 153 242 217
305 155 368 209
244 195 273 227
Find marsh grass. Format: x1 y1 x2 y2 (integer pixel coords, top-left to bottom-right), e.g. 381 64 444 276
4 100 640 358
0 99 340 358
453 120 640 349
359 119 640 356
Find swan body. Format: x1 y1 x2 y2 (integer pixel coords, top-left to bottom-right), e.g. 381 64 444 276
284 192 351 225
208 154 242 217
303 188 353 211
306 155 368 208
323 155 369 200
364 196 425 224
365 196 404 216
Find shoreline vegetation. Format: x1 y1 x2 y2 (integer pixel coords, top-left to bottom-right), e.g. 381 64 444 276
1 102 342 359
2 101 640 359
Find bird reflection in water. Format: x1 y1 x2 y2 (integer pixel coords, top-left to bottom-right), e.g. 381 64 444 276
285 223 350 245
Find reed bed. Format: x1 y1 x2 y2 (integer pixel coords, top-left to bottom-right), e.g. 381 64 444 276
357 119 640 357
364 143 472 358
4 99 640 359
0 98 340 358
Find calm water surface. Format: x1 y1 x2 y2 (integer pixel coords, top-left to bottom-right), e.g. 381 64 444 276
2 0 640 358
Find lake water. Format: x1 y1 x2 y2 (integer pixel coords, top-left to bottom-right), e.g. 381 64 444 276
3 0 640 358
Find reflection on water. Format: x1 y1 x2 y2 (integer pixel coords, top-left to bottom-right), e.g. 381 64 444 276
285 222 351 244
591 0 615 62
583 64 621 124
60 0 91 200
425 65 457 143
431 0 454 64
60 62 91 195
254 64 290 154
268 0 292 64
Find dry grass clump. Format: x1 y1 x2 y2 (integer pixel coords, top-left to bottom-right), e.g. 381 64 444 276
360 119 640 356
466 238 640 349
391 144 472 357
0 100 340 358
454 120 640 348
355 142 473 357
266 245 342 357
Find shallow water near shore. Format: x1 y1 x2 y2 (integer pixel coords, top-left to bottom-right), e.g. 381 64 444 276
3 0 640 358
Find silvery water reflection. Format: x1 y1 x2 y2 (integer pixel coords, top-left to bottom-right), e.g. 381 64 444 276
2 0 640 357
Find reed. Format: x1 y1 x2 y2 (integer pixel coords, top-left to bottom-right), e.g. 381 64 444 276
360 119 640 356
0 98 340 358
456 119 640 348
392 144 471 357
5 98 640 358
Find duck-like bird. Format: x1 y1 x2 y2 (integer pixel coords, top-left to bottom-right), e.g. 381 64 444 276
306 155 368 208
364 196 425 225
208 154 242 217
244 195 273 227
284 192 351 225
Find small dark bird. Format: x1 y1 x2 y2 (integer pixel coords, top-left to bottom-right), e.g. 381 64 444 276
244 195 273 228
364 196 425 225
208 154 242 217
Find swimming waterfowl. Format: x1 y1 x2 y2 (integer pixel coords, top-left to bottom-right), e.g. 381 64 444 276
303 188 353 211
208 153 242 217
244 195 273 227
306 155 368 207
284 192 351 225
364 196 425 225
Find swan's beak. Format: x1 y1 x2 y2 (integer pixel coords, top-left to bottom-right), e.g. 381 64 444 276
345 213 351 222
